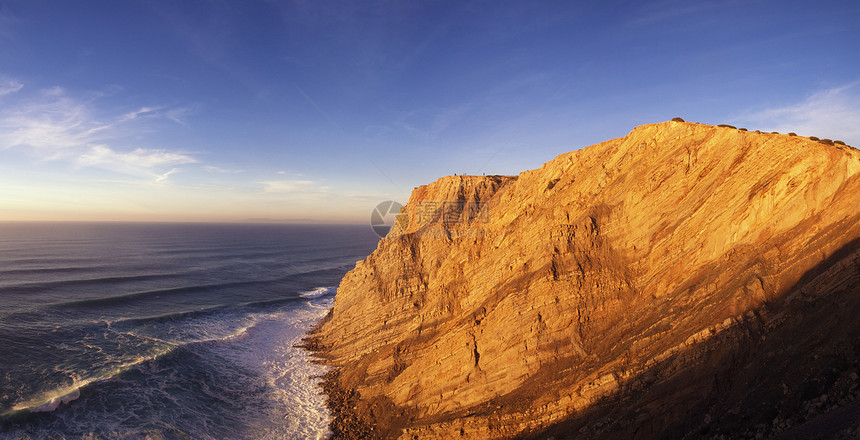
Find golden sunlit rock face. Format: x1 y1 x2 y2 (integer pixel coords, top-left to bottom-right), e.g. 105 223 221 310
311 121 860 439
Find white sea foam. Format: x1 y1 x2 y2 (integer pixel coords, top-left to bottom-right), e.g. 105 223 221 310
30 388 80 413
198 298 334 439
5 347 173 416
4 313 261 418
298 286 334 298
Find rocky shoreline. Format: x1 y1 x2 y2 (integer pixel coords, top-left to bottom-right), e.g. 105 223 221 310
318 369 381 440
299 320 383 440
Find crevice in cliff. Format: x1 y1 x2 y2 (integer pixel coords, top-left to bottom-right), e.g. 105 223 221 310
471 333 481 369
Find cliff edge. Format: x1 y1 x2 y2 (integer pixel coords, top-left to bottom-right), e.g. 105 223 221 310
308 121 860 439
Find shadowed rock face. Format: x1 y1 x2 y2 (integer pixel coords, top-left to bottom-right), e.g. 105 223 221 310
309 121 860 439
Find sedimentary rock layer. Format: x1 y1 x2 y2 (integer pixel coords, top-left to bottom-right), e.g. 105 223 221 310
309 121 860 439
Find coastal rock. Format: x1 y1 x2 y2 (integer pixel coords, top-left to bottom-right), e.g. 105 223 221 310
309 121 860 439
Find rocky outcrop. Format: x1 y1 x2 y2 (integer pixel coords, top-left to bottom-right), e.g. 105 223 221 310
308 121 860 439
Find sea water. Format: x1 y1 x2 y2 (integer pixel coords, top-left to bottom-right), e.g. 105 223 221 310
0 222 379 439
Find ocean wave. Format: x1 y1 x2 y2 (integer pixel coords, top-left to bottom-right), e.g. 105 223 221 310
0 256 103 267
2 348 172 417
109 294 331 328
298 286 335 298
0 266 97 276
0 272 188 295
28 386 80 414
41 278 288 309
0 285 336 337
110 303 259 327
33 267 347 311
1 326 260 417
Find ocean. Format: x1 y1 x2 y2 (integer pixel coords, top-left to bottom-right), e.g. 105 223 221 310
0 222 379 440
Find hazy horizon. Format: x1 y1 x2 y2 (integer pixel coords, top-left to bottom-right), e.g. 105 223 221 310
1 0 858 222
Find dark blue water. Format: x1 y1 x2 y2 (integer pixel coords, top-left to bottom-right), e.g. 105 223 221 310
0 222 379 439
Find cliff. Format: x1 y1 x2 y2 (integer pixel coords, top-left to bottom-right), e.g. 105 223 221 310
308 121 860 439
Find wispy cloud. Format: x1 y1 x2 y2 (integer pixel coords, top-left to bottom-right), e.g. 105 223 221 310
0 80 197 181
165 106 196 125
260 179 317 193
257 178 336 202
156 168 179 182
389 102 476 144
0 88 93 150
118 106 162 123
76 145 195 174
739 81 860 145
629 0 728 26
204 165 244 173
0 77 22 96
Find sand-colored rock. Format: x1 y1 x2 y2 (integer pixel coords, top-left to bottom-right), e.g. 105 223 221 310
309 121 860 439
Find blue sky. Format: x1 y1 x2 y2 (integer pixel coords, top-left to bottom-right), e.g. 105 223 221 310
0 0 858 222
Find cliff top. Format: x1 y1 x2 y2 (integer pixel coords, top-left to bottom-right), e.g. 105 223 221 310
391 120 859 238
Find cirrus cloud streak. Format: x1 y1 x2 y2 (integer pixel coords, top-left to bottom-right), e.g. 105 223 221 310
740 81 860 146
0 80 197 181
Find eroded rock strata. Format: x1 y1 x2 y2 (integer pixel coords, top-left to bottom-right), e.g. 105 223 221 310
307 121 860 439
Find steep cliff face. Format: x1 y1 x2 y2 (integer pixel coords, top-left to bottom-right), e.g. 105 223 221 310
311 121 860 439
